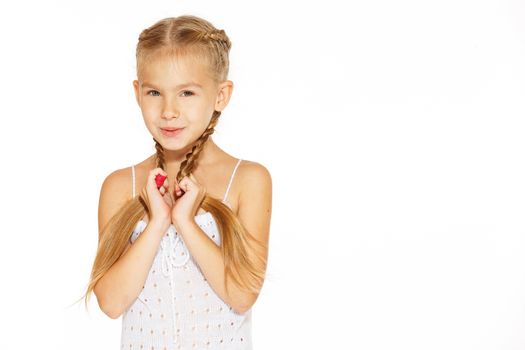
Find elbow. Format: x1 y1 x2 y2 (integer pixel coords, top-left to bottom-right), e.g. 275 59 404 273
231 304 249 315
99 294 124 319
94 283 123 320
231 293 259 315
234 305 251 315
99 299 123 319
104 305 123 320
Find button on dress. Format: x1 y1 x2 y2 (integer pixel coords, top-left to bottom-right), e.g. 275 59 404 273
120 159 252 350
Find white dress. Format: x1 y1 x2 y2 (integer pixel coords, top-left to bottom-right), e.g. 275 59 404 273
120 159 252 350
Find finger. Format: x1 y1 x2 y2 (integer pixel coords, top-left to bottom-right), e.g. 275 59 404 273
179 177 189 192
179 176 191 192
150 167 166 180
163 190 173 206
175 181 183 196
160 186 166 195
188 173 205 194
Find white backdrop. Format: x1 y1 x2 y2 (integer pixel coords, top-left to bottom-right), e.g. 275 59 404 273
0 0 524 349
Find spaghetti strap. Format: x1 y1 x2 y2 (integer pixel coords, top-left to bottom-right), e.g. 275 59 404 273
132 160 240 202
122 158 252 349
222 158 242 203
131 165 136 199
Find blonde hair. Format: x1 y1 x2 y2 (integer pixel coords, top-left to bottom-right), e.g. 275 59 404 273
76 15 267 310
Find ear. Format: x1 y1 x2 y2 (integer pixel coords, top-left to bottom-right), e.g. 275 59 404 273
215 80 234 112
133 80 141 106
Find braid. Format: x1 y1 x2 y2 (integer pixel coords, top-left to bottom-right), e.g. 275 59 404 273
153 110 221 182
81 16 267 313
177 111 221 182
154 138 166 169
200 29 232 50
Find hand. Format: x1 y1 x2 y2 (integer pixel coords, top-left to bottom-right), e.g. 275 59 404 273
140 168 173 229
171 173 207 230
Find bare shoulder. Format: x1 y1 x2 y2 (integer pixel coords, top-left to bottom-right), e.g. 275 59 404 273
237 160 272 188
237 160 272 234
98 166 134 242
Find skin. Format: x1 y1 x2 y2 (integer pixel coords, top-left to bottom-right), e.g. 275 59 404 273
133 53 236 215
96 51 271 318
121 52 272 314
133 53 233 171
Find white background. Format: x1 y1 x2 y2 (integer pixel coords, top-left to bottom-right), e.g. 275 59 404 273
0 0 524 349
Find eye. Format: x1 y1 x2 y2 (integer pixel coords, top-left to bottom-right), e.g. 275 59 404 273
181 90 194 97
147 90 160 97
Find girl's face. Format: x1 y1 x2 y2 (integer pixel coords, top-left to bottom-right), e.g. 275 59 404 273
133 54 232 152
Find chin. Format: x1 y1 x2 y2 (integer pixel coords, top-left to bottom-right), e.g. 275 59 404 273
158 135 194 151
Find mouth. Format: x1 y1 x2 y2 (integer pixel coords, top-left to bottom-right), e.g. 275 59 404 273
160 127 184 137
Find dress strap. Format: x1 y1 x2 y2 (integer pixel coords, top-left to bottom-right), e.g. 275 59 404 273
131 165 136 199
223 158 242 203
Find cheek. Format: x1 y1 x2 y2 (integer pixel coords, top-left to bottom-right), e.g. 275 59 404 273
142 102 160 115
144 120 158 136
141 110 159 131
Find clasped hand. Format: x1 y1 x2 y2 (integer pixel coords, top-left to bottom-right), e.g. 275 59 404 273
143 168 207 233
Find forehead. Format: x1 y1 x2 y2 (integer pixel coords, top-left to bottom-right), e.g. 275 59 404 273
139 54 213 89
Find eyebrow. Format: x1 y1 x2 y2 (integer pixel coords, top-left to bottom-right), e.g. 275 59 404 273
141 81 203 90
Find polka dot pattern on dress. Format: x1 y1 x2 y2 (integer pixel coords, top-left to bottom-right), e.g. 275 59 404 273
121 159 252 349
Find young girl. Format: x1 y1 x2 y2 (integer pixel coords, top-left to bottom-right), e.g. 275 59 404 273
81 15 271 349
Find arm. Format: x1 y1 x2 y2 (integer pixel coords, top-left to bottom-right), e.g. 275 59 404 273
93 169 169 319
177 162 272 314
95 220 167 319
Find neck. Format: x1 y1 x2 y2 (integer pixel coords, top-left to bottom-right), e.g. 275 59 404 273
154 137 219 175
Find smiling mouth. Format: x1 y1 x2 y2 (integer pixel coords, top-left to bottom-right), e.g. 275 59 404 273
161 127 183 131
160 127 184 137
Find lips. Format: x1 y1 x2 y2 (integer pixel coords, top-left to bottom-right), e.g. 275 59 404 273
160 127 184 138
161 127 183 131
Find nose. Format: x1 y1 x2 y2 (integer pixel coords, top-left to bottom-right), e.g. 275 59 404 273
161 98 180 119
